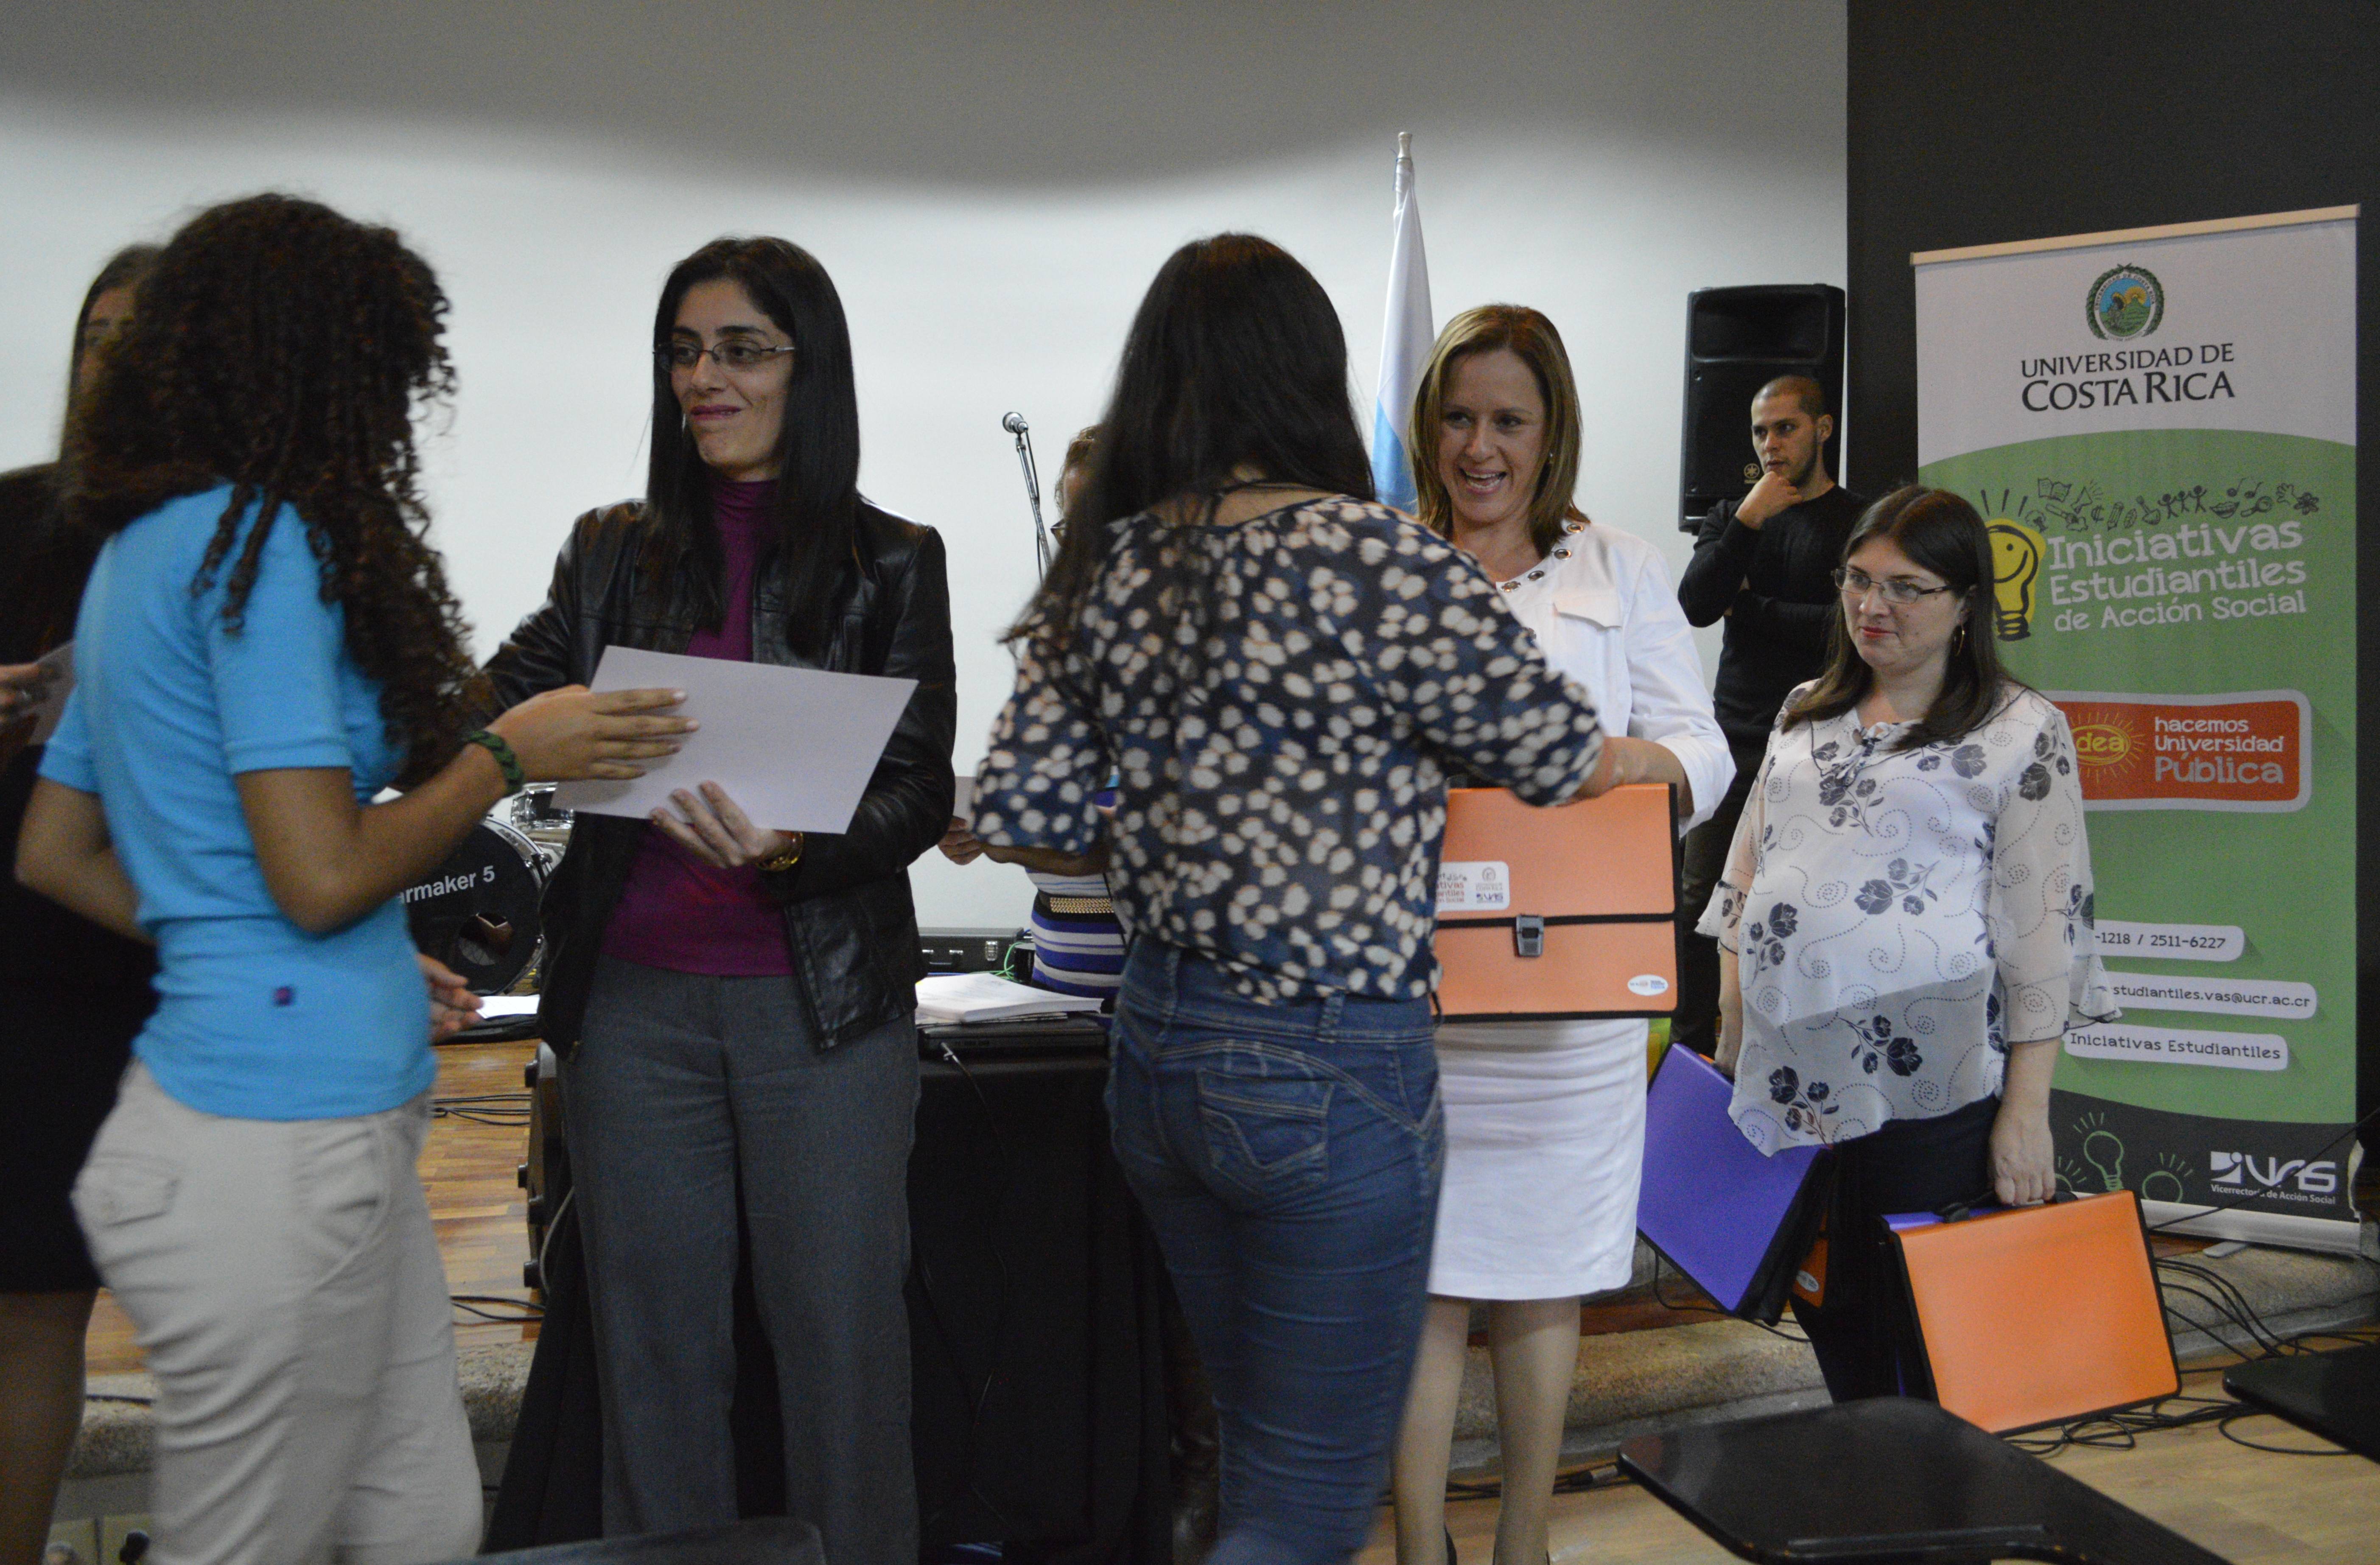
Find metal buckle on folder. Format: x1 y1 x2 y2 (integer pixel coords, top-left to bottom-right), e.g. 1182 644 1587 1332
1513 915 1544 958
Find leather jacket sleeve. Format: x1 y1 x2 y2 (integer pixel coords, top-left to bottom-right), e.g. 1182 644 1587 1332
480 507 619 718
764 523 956 903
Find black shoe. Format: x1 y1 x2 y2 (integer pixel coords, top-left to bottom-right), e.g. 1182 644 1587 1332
1171 1464 1218 1565
1444 1525 1459 1565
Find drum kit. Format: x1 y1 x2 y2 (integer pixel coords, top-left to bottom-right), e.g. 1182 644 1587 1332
403 785 574 999
394 787 578 1277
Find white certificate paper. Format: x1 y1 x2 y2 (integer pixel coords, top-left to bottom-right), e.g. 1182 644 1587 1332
27 642 73 745
552 647 916 834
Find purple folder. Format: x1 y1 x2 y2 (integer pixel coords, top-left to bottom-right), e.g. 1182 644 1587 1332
1636 1045 1831 1322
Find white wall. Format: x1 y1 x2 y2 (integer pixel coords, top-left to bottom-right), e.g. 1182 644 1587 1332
0 0 1844 930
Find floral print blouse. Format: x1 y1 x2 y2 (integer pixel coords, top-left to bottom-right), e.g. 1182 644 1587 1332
972 496 1605 1004
1697 683 2117 1151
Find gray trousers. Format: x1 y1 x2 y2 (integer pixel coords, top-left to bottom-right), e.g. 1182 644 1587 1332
563 960 920 1565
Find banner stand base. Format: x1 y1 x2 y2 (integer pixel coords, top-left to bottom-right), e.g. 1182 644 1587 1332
2140 1199 2366 1257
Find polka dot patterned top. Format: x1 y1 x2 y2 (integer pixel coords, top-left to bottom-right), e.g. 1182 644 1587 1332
972 496 1607 1005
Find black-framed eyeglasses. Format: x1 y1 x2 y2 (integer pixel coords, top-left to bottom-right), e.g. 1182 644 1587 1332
1833 566 1957 606
656 340 795 374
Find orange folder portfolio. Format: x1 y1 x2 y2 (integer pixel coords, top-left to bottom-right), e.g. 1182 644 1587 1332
1885 1190 2178 1434
1431 784 1679 1022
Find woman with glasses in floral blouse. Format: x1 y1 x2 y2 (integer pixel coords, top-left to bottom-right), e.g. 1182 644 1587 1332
971 234 1611 1565
1702 485 2115 1399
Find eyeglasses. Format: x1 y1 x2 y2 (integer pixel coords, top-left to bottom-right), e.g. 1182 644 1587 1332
656 339 795 374
1833 566 1957 606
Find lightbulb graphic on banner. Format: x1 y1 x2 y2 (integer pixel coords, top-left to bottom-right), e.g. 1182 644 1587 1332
1987 517 2044 639
2141 1155 2191 1205
2079 1115 2127 1193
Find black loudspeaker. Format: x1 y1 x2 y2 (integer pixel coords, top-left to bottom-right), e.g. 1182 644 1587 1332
1677 284 1846 531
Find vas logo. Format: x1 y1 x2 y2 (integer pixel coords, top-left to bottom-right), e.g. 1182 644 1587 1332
2210 1151 2338 1197
2087 264 2165 341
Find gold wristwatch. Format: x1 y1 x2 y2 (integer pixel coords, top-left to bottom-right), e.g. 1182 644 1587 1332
759 832 806 873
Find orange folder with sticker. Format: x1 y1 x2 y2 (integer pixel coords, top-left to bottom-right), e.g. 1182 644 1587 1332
1431 784 1679 1022
1886 1190 2178 1434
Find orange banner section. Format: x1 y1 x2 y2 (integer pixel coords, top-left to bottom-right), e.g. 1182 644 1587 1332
2049 690 2309 812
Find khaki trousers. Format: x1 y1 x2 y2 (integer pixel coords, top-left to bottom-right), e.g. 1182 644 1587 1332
73 1063 481 1565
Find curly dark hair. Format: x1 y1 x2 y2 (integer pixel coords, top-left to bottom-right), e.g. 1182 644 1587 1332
64 193 476 779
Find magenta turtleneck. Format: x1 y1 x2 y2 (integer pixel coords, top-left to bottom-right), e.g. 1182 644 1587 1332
601 479 795 975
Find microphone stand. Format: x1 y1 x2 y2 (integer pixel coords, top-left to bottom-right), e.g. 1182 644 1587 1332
1004 412 1053 577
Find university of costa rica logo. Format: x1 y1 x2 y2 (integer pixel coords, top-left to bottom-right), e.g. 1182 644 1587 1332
2086 264 2164 340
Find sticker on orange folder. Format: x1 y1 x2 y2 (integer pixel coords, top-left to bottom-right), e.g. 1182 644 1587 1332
1792 1231 1827 1309
1889 1191 2177 1435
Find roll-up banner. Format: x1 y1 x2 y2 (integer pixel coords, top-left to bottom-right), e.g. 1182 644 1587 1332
1914 207 2360 1253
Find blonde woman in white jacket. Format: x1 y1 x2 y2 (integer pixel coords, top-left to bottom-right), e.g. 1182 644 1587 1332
1390 306 1732 1565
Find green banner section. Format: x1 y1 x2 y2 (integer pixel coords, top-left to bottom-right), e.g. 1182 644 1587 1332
1921 430 2355 1137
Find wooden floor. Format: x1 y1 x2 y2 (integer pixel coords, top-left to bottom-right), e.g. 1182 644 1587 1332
1355 1374 2380 1565
87 1040 2380 1562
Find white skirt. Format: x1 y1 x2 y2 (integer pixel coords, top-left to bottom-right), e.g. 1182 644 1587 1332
1426 1016 1648 1300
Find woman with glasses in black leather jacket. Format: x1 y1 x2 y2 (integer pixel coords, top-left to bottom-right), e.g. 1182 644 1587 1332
482 237 955 1562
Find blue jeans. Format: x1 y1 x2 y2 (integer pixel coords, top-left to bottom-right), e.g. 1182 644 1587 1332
1109 942 1443 1565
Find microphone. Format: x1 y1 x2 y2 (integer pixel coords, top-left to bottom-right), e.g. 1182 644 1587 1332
1002 412 1053 577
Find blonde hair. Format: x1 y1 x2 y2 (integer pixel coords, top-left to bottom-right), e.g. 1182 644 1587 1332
1408 304 1587 555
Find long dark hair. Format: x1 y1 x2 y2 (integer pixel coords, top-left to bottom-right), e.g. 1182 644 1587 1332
60 244 161 449
1784 485 2018 749
644 237 860 658
2 244 164 662
1410 303 1588 556
65 193 476 780
1008 233 1373 655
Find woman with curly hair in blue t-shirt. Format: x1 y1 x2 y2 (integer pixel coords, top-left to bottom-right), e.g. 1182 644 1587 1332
15 194 689 1565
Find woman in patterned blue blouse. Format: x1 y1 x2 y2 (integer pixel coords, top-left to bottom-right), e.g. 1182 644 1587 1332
972 235 1611 1565
1703 487 2114 1400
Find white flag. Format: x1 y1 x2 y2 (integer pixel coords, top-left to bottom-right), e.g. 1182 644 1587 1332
1370 132 1434 513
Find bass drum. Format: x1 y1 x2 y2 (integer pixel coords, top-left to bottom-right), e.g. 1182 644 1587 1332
404 816 554 994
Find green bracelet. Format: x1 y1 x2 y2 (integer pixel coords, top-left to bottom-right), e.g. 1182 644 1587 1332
463 730 525 795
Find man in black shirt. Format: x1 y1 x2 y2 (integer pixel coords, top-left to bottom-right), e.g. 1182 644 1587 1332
1672 375 1866 1056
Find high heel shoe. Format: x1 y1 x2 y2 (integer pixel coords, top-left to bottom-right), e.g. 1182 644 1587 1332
1443 1525 1459 1565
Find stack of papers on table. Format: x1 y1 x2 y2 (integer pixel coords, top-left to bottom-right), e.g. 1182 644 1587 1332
916 972 1106 1026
